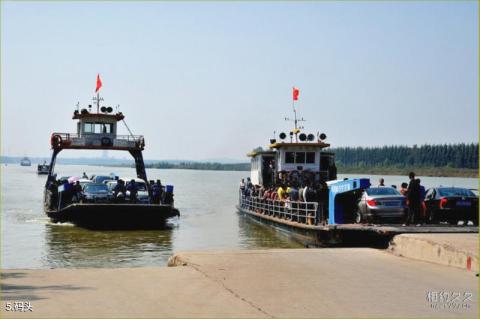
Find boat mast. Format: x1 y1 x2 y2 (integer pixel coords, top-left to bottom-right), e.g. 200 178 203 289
285 88 305 142
92 92 104 114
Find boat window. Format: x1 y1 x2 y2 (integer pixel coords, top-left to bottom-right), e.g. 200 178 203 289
84 122 94 133
295 152 305 164
306 152 315 164
101 123 113 133
285 152 295 164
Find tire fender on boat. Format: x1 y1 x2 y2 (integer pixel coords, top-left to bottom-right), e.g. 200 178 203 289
51 134 62 148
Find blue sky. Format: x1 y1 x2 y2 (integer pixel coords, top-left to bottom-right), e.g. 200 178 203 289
1 1 478 161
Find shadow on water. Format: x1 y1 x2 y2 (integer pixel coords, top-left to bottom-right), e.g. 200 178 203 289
43 223 174 268
237 211 304 249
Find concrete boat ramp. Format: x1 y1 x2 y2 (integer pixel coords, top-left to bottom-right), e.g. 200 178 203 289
1 233 478 318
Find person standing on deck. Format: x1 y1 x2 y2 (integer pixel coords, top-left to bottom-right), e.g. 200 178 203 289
239 179 245 194
152 180 163 204
404 172 421 226
399 182 408 196
418 179 427 224
72 181 83 202
113 179 126 202
378 178 385 187
277 184 286 201
127 179 138 203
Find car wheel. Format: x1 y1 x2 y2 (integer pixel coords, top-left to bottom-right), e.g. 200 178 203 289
354 211 362 224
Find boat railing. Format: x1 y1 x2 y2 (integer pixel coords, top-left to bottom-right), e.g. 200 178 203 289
239 194 322 226
51 132 144 149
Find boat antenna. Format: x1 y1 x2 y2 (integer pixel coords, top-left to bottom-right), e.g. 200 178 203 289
92 93 104 114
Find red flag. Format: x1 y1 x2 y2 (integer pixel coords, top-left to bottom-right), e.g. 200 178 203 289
293 87 299 101
95 74 102 92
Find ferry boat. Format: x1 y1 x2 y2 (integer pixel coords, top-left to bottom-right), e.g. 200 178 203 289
237 90 376 246
20 157 31 166
43 84 179 230
37 161 50 175
237 91 478 246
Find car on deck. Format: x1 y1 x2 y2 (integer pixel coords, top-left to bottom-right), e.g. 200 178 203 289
91 175 115 184
425 187 478 225
81 183 112 203
355 187 407 223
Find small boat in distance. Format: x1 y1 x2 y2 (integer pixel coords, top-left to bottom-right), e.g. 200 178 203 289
43 80 179 230
20 157 31 166
37 161 50 175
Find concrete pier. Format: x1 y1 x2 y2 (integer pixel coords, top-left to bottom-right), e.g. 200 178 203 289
389 233 478 271
2 236 478 318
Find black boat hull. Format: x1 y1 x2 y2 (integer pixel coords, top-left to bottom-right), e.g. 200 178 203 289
46 203 179 230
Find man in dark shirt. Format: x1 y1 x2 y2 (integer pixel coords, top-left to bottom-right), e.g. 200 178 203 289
152 180 163 204
114 180 126 200
404 172 421 226
72 181 83 202
126 179 138 203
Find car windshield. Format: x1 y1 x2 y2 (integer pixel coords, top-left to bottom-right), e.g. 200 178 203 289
366 187 400 196
126 182 147 191
94 176 112 184
438 188 475 197
84 184 108 192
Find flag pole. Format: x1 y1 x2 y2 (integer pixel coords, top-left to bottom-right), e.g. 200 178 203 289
292 86 298 142
96 92 100 113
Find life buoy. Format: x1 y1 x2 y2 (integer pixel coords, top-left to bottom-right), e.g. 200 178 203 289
50 134 62 148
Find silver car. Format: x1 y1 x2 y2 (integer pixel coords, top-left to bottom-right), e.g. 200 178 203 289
355 187 407 223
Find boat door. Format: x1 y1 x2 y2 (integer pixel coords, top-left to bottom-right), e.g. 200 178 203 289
320 152 336 181
261 155 275 187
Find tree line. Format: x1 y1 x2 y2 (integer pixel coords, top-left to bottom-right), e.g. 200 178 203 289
331 143 478 169
146 161 250 171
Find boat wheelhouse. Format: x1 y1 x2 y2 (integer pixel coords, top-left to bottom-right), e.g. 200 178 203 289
20 157 31 166
44 89 179 230
37 161 49 175
248 138 337 188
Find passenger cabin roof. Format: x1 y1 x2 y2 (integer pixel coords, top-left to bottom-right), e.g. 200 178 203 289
247 150 276 157
72 111 125 122
269 142 330 149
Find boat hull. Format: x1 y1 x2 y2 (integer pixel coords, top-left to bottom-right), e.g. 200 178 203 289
46 203 179 230
237 205 478 247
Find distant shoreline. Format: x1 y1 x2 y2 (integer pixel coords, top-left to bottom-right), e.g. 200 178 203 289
3 159 477 178
336 166 478 178
122 163 478 178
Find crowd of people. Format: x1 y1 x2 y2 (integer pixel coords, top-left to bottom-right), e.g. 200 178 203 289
239 177 328 225
46 173 172 209
375 172 427 225
239 171 429 226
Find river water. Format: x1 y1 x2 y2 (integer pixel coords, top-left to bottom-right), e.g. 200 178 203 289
1 164 477 269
